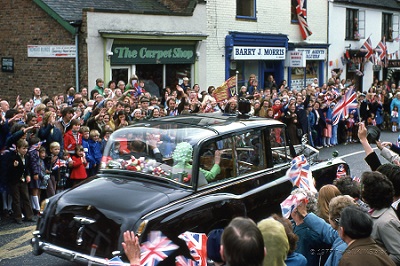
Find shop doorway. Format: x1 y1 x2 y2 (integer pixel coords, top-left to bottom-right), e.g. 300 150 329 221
111 67 129 85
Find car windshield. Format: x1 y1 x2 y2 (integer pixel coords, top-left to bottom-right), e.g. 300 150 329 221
100 123 217 187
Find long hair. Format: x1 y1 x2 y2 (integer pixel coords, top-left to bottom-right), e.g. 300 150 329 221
317 184 341 222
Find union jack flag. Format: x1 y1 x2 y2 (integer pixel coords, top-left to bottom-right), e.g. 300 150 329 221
296 0 312 40
29 140 46 152
376 38 387 66
287 155 317 193
360 37 374 63
332 88 358 125
140 231 179 266
280 192 308 219
178 232 207 266
336 164 347 179
175 255 197 266
52 159 67 170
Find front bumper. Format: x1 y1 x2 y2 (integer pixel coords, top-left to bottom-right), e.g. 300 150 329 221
31 231 114 265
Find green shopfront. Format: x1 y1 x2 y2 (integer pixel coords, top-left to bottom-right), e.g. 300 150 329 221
104 38 204 97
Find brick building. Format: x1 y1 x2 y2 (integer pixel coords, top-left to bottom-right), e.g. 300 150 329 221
0 0 77 102
0 0 204 102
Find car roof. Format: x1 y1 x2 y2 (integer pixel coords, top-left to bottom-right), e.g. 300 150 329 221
134 113 284 135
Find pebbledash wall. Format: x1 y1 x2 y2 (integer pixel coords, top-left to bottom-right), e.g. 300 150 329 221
84 5 207 92
0 0 79 102
205 0 328 89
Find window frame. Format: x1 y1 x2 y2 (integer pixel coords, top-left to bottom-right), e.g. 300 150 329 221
236 0 257 20
291 0 299 24
345 8 360 41
382 12 394 42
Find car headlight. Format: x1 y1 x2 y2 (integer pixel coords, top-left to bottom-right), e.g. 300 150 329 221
40 198 49 214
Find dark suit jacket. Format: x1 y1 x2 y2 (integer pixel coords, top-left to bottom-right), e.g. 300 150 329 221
8 151 31 185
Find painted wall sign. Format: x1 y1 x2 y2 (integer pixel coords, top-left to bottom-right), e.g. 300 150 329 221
295 49 327 60
231 46 286 60
27 45 76 58
111 44 196 64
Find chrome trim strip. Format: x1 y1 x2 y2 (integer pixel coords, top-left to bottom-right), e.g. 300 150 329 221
31 237 111 265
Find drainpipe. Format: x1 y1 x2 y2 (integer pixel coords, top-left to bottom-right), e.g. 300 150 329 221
75 30 79 92
70 21 81 92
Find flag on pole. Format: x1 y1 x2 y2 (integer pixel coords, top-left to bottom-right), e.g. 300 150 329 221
332 88 358 125
140 231 179 266
296 0 312 40
280 192 308 219
360 37 375 63
212 76 236 103
287 155 317 193
376 38 388 67
178 232 208 266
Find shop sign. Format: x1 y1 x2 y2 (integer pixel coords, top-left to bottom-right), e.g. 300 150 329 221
295 49 326 60
387 60 400 68
285 51 306 67
27 45 76 58
111 44 195 64
231 46 286 60
291 78 314 88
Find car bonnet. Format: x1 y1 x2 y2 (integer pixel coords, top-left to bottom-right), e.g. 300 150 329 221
54 177 178 226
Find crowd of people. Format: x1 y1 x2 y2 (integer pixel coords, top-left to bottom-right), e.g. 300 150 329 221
0 72 399 265
120 125 400 266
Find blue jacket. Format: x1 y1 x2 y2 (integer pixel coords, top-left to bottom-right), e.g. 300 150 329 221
303 213 347 266
82 138 94 169
88 139 102 166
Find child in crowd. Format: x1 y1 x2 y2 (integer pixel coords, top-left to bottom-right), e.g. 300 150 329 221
8 139 35 224
391 106 398 132
27 136 43 215
48 141 61 197
69 144 87 187
64 119 82 155
80 126 92 177
38 146 49 194
56 150 71 193
101 127 113 153
88 129 102 176
345 112 356 144
367 112 376 126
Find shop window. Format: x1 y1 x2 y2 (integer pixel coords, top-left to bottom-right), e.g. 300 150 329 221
346 9 360 40
290 61 319 90
236 0 256 19
382 13 393 42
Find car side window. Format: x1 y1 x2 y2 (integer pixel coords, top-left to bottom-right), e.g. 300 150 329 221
236 130 265 175
199 138 234 185
269 126 289 165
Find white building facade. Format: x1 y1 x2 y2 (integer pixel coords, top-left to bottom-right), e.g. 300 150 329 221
84 3 208 95
205 0 328 90
328 0 400 91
